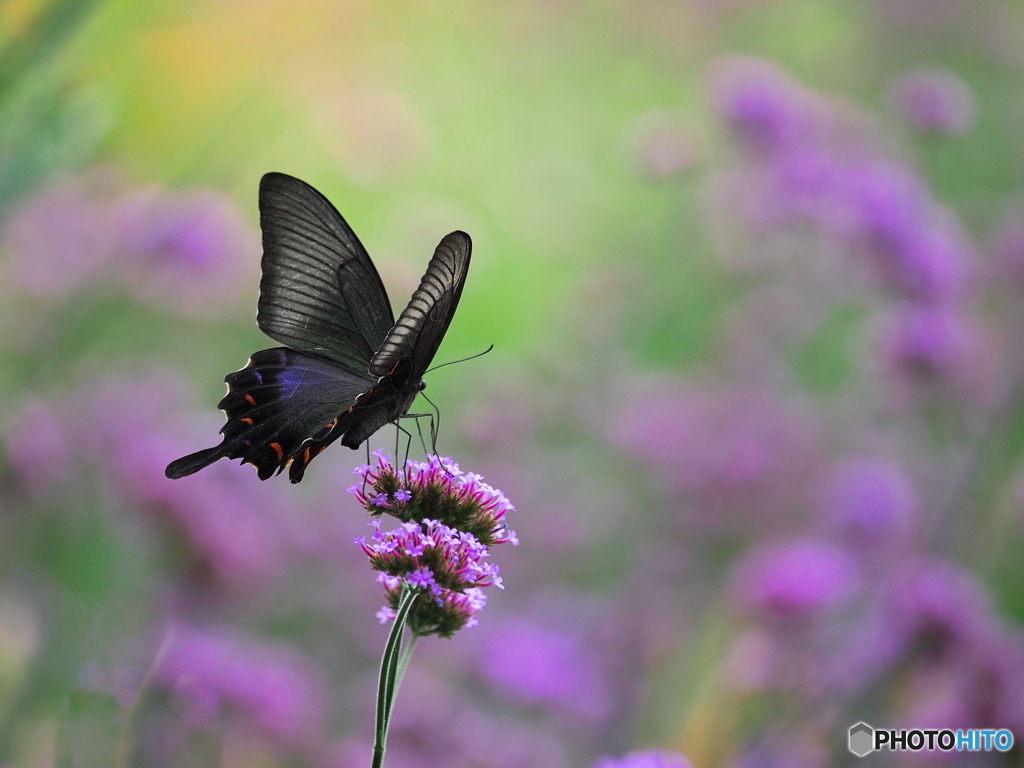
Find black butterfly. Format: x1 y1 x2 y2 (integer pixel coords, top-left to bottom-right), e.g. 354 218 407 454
165 172 471 483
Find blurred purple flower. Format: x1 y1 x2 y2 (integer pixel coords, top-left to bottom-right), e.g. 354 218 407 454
156 624 327 749
594 750 694 768
868 627 1024 748
0 172 258 317
832 164 974 305
881 559 999 664
5 398 75 496
712 64 978 304
115 185 257 317
877 304 1002 404
889 68 976 137
818 457 919 550
0 169 123 299
756 146 848 229
877 216 973 304
710 57 819 154
611 385 820 530
833 160 931 257
849 567 1024 737
883 304 969 372
479 616 612 722
729 538 860 623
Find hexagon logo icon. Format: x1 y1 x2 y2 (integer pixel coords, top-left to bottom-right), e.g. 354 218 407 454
848 722 875 757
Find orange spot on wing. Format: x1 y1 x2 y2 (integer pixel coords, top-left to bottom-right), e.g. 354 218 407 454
303 446 311 463
244 394 257 405
270 442 284 459
241 417 253 425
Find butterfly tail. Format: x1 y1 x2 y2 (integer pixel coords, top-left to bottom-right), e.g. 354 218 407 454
165 446 224 479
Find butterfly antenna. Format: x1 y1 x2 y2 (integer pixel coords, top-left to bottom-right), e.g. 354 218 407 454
424 344 494 376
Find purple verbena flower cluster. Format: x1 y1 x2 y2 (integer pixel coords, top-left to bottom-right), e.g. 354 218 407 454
350 451 518 636
359 520 497 636
350 451 517 545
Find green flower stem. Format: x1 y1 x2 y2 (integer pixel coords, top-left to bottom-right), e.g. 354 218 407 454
372 584 419 768
386 632 419 730
116 626 176 768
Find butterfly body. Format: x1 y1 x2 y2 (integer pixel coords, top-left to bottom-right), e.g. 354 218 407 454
165 173 471 483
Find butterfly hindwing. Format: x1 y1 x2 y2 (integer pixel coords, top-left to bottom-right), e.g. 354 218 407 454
166 348 374 482
257 173 395 371
369 231 472 377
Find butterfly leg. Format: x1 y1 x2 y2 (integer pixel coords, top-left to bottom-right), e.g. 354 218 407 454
419 392 444 460
398 413 433 457
413 414 430 457
362 440 372 497
419 394 453 476
393 422 415 471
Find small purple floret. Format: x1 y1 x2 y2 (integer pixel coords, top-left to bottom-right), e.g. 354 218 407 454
889 67 975 137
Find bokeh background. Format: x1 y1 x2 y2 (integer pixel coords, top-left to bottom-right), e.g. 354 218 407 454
2 0 1024 766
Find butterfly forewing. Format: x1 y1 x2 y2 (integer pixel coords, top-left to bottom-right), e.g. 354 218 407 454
369 231 472 377
258 173 395 370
